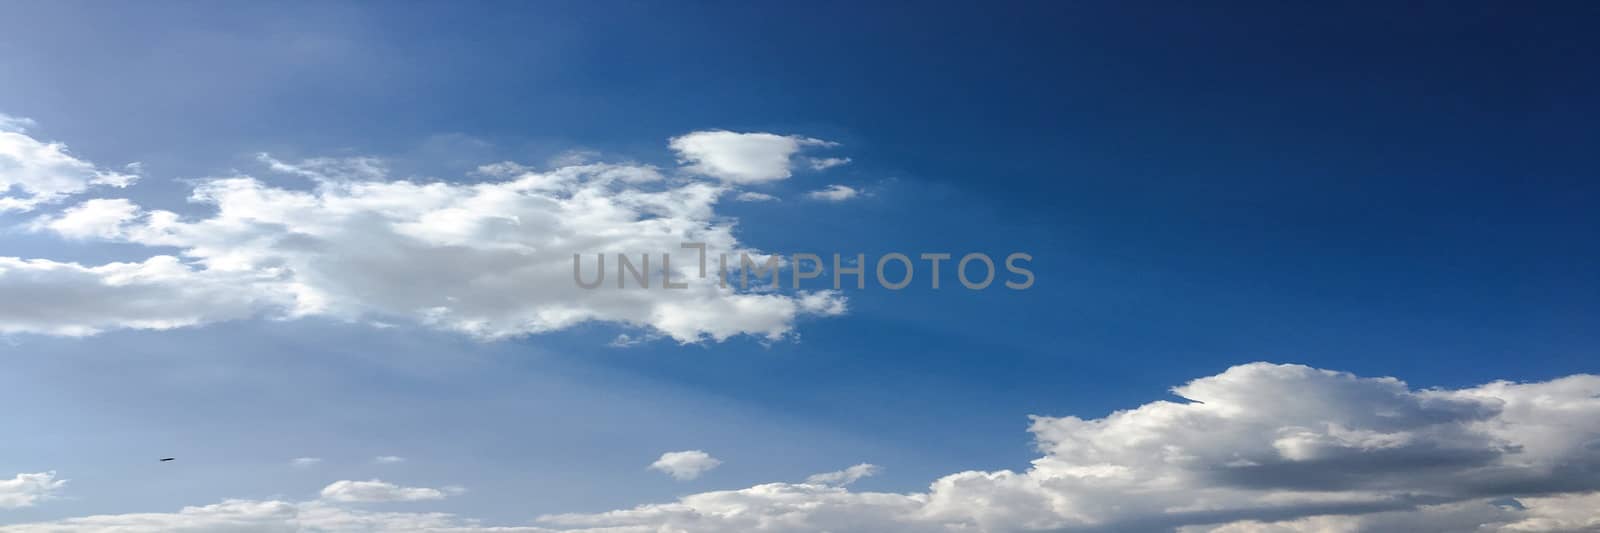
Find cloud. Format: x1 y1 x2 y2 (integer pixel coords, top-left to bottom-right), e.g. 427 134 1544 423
0 114 37 131
649 450 722 481
0 113 138 212
670 130 837 184
289 457 322 468
0 256 286 336
317 480 447 503
7 367 1600 531
0 472 65 509
548 149 601 167
0 499 546 533
808 157 851 170
804 463 881 487
29 198 141 239
255 153 387 182
543 363 1600 531
1185 493 1600 532
804 184 860 202
734 191 780 202
373 456 406 464
6 121 847 343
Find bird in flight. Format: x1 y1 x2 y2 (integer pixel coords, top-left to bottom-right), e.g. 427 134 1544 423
159 458 175 462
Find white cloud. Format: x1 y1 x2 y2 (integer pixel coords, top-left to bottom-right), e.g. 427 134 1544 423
546 363 1600 531
255 153 387 182
317 480 447 503
29 198 140 239
0 113 138 212
0 114 37 131
808 157 851 170
373 456 406 464
805 463 880 487
548 149 601 167
0 499 545 533
1186 493 1600 533
649 450 722 481
0 256 287 336
6 363 1600 531
734 191 780 202
0 472 65 509
670 130 837 184
805 184 860 202
6 122 847 343
289 457 322 468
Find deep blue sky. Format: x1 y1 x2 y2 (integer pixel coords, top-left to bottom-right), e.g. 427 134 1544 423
2 0 1598 525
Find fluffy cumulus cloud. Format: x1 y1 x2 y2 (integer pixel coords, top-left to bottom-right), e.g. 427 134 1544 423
9 363 1600 532
670 130 840 184
805 184 860 202
317 480 446 503
0 114 137 212
0 472 65 509
650 450 723 481
1 121 847 342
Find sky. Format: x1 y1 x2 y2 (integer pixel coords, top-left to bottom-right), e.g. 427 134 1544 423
1 2 1599 532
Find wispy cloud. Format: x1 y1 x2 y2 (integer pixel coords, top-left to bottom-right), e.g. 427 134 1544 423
733 191 779 202
318 480 447 503
805 184 861 202
0 472 65 509
804 463 879 486
807 157 851 170
0 112 138 212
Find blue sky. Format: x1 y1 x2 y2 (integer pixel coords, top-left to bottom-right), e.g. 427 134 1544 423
2 2 1600 532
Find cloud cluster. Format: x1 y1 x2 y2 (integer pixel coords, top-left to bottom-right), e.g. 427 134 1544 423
527 365 1600 531
0 114 137 212
650 450 723 481
8 363 1600 532
0 472 64 509
2 120 848 342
